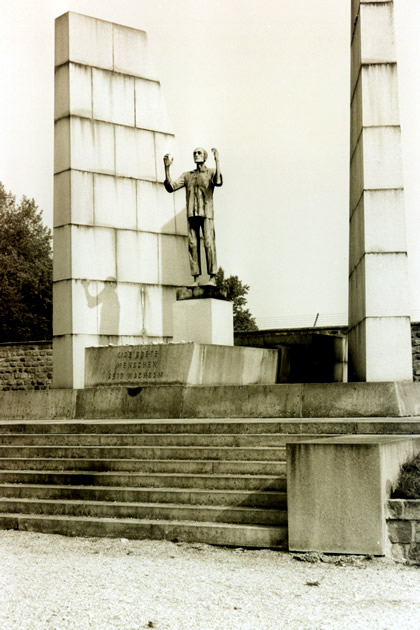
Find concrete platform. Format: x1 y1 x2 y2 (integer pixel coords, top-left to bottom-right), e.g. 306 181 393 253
1 381 420 420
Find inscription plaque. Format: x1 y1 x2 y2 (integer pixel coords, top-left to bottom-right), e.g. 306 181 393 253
85 343 279 388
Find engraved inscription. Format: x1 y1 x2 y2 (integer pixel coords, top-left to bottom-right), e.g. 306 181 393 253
106 347 164 383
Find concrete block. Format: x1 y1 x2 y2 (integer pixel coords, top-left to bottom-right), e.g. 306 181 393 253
54 171 71 227
173 299 234 346
142 285 166 337
54 170 94 228
365 253 410 317
348 321 367 381
71 225 116 281
55 12 113 71
365 317 413 381
93 175 136 229
116 231 159 284
52 280 72 335
361 63 399 126
137 180 176 234
350 73 363 157
364 189 407 253
350 10 362 97
360 2 396 64
349 258 366 326
92 68 135 127
154 133 176 183
85 342 279 387
72 280 105 335
53 333 104 389
53 226 71 281
71 118 115 175
287 435 420 555
349 134 364 214
135 79 171 133
113 24 158 80
115 126 155 180
362 126 403 190
55 63 92 121
54 117 70 174
114 283 143 336
159 234 191 286
349 199 365 273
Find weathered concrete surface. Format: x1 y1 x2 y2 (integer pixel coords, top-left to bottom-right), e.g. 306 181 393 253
85 343 277 387
0 382 420 420
287 435 420 555
172 299 234 346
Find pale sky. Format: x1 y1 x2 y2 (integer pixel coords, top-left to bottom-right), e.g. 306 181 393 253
0 0 419 328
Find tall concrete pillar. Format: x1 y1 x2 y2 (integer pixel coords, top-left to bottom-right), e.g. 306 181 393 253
53 13 191 388
349 0 412 381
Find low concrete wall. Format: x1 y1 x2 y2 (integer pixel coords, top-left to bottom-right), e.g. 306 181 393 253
386 499 420 564
286 436 420 556
0 342 52 391
1 381 420 420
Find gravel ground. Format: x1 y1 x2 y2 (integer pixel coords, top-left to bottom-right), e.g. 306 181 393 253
0 531 419 630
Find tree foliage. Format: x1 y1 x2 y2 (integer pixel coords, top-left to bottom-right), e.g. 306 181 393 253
215 267 258 332
0 182 52 342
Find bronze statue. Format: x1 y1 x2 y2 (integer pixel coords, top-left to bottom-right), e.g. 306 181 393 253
164 147 222 286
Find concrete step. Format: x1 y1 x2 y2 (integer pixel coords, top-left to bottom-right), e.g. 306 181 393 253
0 483 286 508
0 445 285 462
2 418 419 435
0 513 288 548
0 433 307 447
0 498 286 526
0 458 286 475
0 470 286 491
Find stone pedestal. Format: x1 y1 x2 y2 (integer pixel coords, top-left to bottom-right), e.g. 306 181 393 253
349 0 412 381
172 298 234 346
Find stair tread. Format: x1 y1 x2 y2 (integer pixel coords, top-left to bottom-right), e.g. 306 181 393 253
0 511 287 530
0 483 285 493
0 497 285 511
0 472 279 488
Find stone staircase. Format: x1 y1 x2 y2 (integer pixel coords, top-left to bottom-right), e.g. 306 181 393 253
0 419 303 548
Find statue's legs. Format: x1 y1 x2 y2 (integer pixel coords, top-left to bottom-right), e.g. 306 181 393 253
188 217 202 276
203 218 217 276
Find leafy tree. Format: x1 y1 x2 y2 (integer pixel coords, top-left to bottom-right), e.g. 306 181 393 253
215 267 258 332
0 182 52 342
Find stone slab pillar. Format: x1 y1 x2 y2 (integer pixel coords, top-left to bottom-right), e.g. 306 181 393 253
349 0 412 381
53 13 191 388
172 299 234 346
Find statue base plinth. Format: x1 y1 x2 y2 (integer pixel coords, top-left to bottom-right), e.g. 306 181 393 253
172 298 233 346
176 284 227 301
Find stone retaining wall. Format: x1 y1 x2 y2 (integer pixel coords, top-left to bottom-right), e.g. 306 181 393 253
0 342 53 391
386 499 420 564
412 323 420 382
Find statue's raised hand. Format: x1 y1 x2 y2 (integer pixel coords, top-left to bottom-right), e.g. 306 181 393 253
211 147 219 161
163 153 174 167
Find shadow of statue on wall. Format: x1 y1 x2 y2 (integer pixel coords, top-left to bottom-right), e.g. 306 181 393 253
81 278 120 336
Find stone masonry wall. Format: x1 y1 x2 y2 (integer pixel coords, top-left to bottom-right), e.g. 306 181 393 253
386 499 420 564
412 323 420 382
0 342 53 391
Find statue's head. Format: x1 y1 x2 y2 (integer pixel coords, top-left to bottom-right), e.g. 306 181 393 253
193 147 207 164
